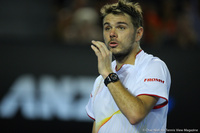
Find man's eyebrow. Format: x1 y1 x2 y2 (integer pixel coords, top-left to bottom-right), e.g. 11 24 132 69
117 22 128 25
103 22 110 26
103 22 128 26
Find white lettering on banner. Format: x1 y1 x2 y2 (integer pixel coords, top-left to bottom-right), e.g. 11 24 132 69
0 74 95 121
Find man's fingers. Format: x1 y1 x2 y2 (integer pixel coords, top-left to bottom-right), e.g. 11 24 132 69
91 40 110 56
91 43 99 50
91 44 101 57
91 40 113 77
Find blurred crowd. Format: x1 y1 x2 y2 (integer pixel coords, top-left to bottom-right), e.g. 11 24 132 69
53 0 200 49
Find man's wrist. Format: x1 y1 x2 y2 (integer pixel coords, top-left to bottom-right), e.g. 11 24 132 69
104 73 119 86
102 71 113 79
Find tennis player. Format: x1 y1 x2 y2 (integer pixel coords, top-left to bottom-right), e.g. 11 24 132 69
86 0 171 132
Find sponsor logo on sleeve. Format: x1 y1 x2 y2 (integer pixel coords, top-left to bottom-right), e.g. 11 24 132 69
144 78 164 84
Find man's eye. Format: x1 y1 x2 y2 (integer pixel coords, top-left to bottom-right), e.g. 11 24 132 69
118 26 125 30
105 27 111 31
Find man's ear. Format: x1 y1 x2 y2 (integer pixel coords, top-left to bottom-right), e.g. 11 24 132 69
135 27 143 42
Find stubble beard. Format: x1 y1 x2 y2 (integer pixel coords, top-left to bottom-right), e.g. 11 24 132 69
113 45 133 63
112 38 135 63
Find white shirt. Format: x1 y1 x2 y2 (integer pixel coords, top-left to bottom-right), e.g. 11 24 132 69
85 50 171 133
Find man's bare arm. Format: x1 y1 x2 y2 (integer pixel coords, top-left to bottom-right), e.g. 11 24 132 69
92 121 96 133
91 40 158 125
107 80 158 124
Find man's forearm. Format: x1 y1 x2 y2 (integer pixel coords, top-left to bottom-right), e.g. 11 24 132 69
107 80 156 125
92 121 96 133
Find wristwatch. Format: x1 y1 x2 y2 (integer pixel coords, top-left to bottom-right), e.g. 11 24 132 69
104 73 119 86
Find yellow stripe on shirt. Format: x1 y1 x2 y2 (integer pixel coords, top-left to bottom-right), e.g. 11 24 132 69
96 110 121 132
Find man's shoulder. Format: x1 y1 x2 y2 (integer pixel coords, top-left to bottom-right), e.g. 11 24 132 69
137 51 169 76
142 51 166 67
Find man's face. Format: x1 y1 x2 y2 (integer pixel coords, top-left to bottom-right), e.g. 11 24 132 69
103 13 136 58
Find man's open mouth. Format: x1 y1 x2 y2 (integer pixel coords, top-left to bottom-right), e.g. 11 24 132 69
109 41 118 47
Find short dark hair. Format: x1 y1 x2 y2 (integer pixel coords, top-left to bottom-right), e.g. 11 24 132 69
100 0 143 28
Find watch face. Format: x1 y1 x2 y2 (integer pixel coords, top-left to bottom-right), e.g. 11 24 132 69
110 73 118 80
105 73 119 86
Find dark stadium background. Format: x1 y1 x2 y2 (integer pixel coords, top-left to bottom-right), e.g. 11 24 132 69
0 0 199 132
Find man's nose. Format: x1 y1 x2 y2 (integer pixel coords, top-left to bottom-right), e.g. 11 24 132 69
110 29 118 38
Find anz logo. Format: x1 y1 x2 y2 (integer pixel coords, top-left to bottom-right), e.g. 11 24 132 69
0 74 96 121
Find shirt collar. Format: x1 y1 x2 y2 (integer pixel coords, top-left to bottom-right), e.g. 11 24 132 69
112 50 144 73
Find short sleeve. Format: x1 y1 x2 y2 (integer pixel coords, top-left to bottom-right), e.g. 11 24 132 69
85 75 103 120
85 94 95 120
135 58 171 109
